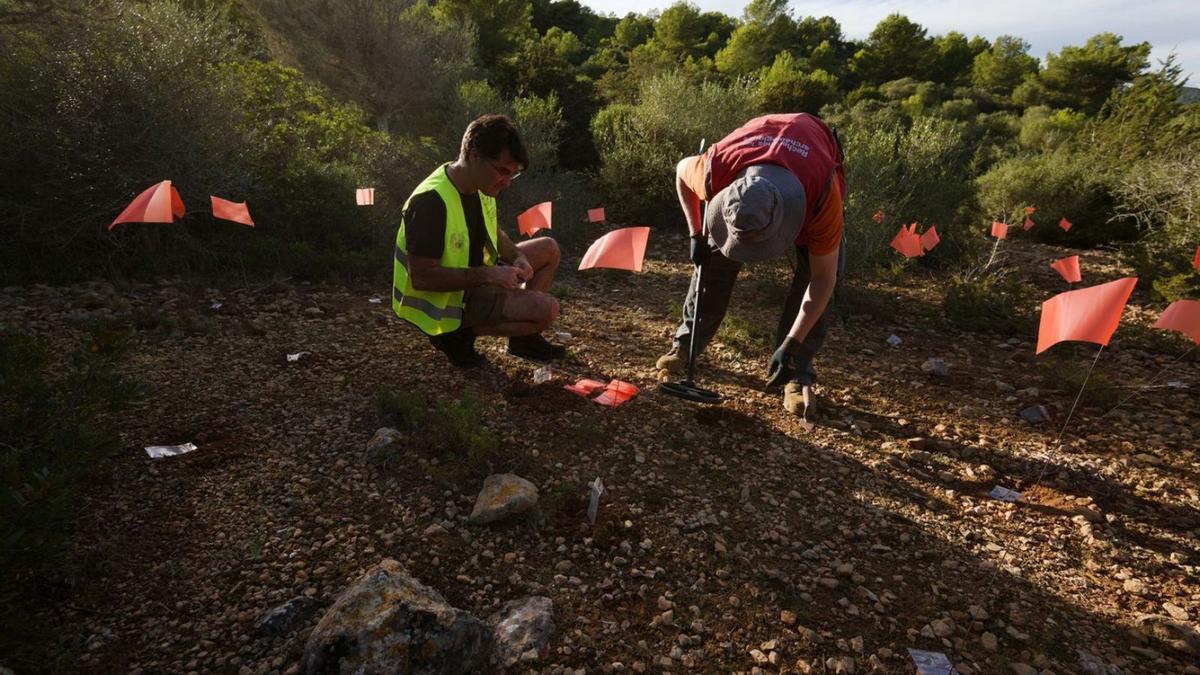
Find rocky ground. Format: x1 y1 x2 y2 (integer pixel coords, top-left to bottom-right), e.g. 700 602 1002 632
2 233 1198 674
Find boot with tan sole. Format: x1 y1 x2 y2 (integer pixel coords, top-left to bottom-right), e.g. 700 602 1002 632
783 382 818 429
655 344 689 380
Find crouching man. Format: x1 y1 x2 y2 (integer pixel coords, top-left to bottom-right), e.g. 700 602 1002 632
392 114 566 367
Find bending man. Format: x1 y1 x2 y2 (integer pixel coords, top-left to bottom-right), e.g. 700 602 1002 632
656 113 846 421
393 114 565 367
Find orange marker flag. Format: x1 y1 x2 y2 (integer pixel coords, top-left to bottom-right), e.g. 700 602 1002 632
1025 205 1037 215
890 226 923 258
564 378 607 397
919 225 940 252
1193 246 1199 270
578 226 650 272
355 188 374 206
1023 216 1034 231
1036 277 1137 354
593 379 639 407
1049 255 1081 283
110 180 184 230
1153 300 1200 344
518 201 552 236
587 207 606 223
991 221 1008 239
1059 217 1072 232
210 196 254 227
872 210 884 223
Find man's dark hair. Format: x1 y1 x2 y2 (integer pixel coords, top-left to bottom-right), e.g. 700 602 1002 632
459 114 529 170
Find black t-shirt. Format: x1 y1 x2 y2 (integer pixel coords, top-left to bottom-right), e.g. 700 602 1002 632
403 172 489 267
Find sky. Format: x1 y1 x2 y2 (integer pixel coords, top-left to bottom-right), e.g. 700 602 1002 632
576 0 1199 82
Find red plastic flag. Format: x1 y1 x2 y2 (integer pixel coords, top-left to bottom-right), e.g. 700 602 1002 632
593 379 639 407
1059 217 1072 232
889 226 923 258
1049 255 1081 283
587 207 606 223
1025 205 1037 215
564 379 606 397
518 201 552 236
991 221 1008 239
872 210 884 223
355 188 374 206
1153 300 1200 344
110 180 184 230
210 196 254 227
1023 216 1034 231
1193 246 1199 270
920 225 940 252
1036 277 1137 354
578 226 650 272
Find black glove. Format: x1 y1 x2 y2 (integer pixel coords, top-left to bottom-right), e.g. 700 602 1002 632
688 235 710 266
766 338 801 388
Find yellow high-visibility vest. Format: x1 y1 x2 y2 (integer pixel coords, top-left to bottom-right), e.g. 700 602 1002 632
393 164 497 335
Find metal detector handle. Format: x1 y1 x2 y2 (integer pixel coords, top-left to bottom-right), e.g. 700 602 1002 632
685 137 708 386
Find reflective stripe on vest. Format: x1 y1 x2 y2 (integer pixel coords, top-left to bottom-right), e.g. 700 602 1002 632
392 164 498 335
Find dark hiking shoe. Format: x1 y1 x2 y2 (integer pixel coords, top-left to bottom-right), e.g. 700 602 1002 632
507 334 567 362
430 328 485 368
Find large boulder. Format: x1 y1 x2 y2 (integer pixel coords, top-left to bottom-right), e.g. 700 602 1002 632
256 596 325 637
468 474 539 525
489 596 555 667
301 559 492 674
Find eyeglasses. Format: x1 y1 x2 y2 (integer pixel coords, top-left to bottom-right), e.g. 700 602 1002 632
489 160 522 181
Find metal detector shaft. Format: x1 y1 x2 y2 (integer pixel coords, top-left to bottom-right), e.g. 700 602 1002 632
685 261 705 384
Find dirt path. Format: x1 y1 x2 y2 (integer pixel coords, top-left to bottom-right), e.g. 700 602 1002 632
3 236 1198 674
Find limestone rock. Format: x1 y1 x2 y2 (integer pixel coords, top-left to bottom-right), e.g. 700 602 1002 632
301 559 492 674
364 427 404 464
469 474 539 525
489 596 555 668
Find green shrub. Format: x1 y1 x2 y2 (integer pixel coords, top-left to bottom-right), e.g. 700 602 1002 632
827 102 977 274
429 391 499 466
976 149 1131 247
592 71 755 225
1 332 139 581
941 267 1032 334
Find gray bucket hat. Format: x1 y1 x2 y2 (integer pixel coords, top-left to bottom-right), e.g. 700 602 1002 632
706 164 807 263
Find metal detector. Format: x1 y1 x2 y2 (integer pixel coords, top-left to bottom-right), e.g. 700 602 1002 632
660 139 723 405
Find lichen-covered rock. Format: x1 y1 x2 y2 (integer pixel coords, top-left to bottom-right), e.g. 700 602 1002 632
489 596 555 667
468 474 538 525
301 559 492 674
364 427 403 464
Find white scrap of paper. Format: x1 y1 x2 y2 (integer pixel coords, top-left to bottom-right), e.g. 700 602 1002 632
145 442 198 459
554 331 572 343
368 297 382 304
286 351 311 363
588 477 606 524
210 302 223 310
907 648 958 675
533 365 552 384
1166 380 1188 389
989 486 1021 503
887 334 902 347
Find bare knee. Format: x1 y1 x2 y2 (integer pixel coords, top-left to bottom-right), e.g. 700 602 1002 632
537 295 559 331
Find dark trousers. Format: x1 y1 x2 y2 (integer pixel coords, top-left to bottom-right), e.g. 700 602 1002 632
673 241 843 386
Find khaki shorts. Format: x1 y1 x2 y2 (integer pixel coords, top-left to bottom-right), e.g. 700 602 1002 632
462 285 511 327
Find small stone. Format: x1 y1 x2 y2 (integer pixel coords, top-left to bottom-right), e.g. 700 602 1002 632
921 357 949 377
1163 602 1190 621
749 649 768 665
780 609 797 626
1123 578 1148 596
980 632 998 651
1009 664 1037 675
